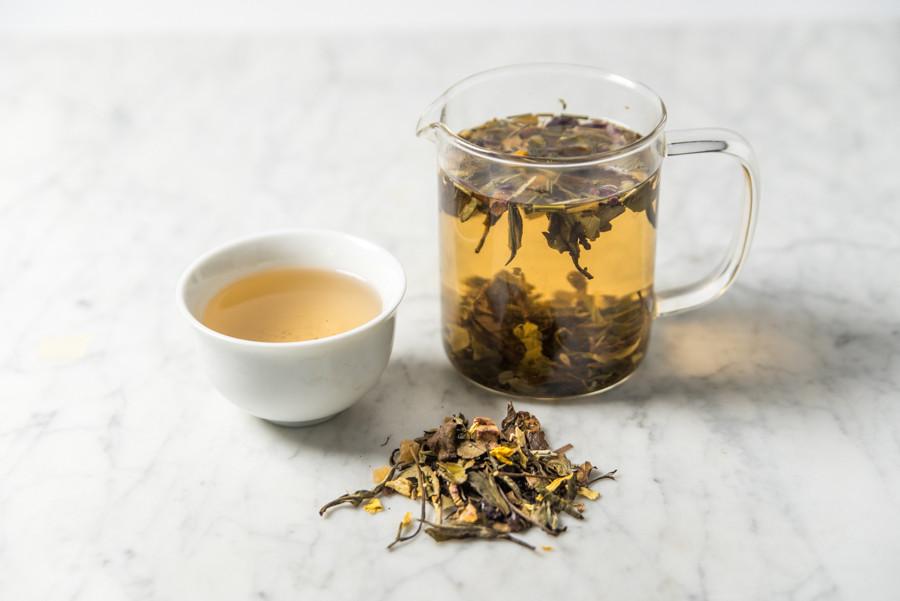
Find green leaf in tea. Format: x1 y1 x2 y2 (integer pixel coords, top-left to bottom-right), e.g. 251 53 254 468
319 403 616 551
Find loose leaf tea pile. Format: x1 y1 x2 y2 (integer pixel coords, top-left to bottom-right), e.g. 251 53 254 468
445 269 652 396
319 403 616 550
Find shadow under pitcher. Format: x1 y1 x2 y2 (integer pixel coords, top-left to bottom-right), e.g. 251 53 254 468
417 64 760 399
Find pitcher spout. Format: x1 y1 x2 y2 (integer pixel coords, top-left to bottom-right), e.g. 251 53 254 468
415 94 447 142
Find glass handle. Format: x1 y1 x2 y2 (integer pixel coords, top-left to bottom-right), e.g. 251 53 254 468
656 128 760 317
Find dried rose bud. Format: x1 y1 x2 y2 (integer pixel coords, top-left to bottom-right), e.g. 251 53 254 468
468 416 501 447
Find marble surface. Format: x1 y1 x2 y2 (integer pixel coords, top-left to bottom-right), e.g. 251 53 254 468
2 22 899 601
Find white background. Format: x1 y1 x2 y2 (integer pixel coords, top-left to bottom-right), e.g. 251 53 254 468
1 0 899 33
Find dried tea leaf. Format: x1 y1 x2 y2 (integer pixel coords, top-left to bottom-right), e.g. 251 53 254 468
388 508 422 550
397 440 420 464
436 461 468 484
425 417 461 461
513 426 527 449
467 471 510 516
424 522 534 550
588 469 618 484
386 478 414 497
575 461 594 485
318 464 398 515
457 440 487 459
502 404 550 451
417 465 440 501
320 403 616 551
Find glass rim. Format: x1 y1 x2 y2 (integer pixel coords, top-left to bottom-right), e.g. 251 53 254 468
419 63 668 169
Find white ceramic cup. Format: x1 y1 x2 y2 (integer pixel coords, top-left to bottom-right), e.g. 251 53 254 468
176 229 406 426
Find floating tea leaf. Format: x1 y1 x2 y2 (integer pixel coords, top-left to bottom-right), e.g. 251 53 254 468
320 403 616 551
506 204 523 265
442 111 658 278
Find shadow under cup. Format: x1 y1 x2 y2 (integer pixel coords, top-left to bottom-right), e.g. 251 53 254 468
177 229 406 426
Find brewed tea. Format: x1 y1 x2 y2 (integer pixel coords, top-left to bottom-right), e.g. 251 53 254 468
202 267 381 342
439 111 658 396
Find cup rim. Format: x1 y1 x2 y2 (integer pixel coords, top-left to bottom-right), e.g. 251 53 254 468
175 228 406 349
417 62 668 169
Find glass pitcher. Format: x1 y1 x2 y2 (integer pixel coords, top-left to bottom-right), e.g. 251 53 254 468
417 64 759 398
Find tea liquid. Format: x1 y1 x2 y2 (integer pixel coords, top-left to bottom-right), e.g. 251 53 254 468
438 112 658 396
202 267 381 342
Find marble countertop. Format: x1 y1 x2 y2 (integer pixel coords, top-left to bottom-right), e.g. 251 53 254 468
2 22 899 601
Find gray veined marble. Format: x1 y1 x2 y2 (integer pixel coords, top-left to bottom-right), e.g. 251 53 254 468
0 22 899 601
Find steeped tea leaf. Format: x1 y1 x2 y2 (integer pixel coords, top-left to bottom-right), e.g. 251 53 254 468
506 204 523 265
441 111 658 279
444 269 652 396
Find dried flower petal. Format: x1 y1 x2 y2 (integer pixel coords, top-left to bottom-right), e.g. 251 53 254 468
545 473 573 493
372 465 392 484
577 487 600 501
489 445 519 466
457 503 479 523
468 417 501 447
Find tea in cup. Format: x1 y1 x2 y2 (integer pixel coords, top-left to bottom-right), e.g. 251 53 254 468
177 229 406 425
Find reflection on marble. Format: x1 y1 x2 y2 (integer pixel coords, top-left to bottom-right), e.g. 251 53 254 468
1 22 899 601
